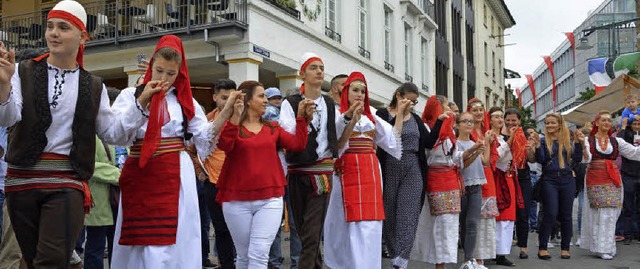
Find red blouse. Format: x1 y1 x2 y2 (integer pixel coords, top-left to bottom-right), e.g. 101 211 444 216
216 118 308 203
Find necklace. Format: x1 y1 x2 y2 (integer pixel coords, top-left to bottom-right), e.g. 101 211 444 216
596 135 608 151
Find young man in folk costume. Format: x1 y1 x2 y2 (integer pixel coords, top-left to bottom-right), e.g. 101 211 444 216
0 1 178 267
323 72 410 268
278 52 338 269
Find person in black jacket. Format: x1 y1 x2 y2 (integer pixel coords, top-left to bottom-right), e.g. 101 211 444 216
617 119 640 244
376 83 434 269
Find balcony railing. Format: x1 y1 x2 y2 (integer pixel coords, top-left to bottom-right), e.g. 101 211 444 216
263 0 300 20
384 61 394 73
358 46 370 59
324 27 341 43
421 0 435 19
405 74 413 82
0 0 247 50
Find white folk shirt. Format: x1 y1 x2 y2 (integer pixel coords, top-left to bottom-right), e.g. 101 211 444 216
279 95 333 161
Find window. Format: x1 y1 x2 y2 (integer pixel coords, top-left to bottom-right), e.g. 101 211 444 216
384 6 392 63
325 0 337 31
484 42 488 74
466 23 474 65
483 4 487 27
358 0 367 49
498 59 502 83
421 39 428 87
492 51 495 78
491 16 494 36
405 25 412 76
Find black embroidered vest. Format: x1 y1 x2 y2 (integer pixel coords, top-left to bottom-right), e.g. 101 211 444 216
285 94 338 165
588 135 619 160
6 58 104 180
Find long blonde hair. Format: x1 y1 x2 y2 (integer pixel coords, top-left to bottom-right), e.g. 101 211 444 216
543 113 573 169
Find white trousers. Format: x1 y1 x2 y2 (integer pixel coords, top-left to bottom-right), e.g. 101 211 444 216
223 197 283 269
495 220 514 255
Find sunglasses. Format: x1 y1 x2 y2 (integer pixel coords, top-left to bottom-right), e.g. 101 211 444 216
411 99 419 105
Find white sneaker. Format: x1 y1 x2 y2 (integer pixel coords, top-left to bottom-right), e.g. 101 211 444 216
547 242 555 248
473 261 489 269
575 238 581 246
601 253 614 260
459 261 474 269
70 250 82 265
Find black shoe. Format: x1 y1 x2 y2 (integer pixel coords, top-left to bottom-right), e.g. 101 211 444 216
203 259 218 269
537 252 551 260
496 256 516 267
519 251 529 259
561 254 571 259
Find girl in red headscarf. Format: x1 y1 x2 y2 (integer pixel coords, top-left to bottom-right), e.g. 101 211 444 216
323 72 411 269
111 35 240 268
412 95 467 269
466 98 497 266
579 110 640 260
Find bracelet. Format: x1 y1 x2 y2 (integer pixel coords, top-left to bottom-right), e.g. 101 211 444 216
344 114 352 121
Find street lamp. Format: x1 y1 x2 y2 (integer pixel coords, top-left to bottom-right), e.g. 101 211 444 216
575 36 593 50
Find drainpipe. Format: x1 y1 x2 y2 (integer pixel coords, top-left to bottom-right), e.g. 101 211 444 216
204 29 220 63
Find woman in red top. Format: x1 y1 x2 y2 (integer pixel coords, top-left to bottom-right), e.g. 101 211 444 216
216 80 314 268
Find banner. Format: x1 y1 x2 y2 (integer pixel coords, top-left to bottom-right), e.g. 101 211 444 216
543 56 557 112
515 88 522 108
564 32 575 53
525 74 537 117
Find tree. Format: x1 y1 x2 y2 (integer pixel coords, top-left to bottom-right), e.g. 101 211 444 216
577 87 596 102
509 94 537 130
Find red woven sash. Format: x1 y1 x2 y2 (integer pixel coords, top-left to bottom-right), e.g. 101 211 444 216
118 139 184 245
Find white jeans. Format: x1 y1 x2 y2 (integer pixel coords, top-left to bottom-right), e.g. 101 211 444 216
223 197 283 269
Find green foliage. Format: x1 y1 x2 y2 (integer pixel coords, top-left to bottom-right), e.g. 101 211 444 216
510 93 537 130
276 0 297 9
577 87 596 102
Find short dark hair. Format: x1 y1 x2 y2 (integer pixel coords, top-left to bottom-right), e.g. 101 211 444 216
213 79 237 93
389 82 419 108
15 48 48 62
448 101 457 107
106 87 121 104
331 74 348 84
504 107 521 119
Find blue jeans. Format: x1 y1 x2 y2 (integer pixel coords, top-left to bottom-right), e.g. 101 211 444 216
529 173 539 230
577 190 584 234
538 175 575 251
622 175 640 238
85 226 114 269
268 193 300 269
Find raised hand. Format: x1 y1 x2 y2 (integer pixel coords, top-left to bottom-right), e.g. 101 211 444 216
574 129 586 144
344 101 360 119
352 101 364 122
484 130 495 144
473 139 485 151
0 41 16 99
397 98 412 116
137 80 170 108
297 99 315 122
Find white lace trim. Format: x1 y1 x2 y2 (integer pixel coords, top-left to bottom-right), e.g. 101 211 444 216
197 120 221 160
464 177 487 187
391 127 403 160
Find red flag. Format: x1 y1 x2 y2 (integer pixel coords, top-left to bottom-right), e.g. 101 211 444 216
515 88 522 107
526 74 537 117
564 32 575 52
543 56 557 112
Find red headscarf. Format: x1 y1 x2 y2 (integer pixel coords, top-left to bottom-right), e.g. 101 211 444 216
139 35 195 167
422 96 442 129
339 72 375 123
35 1 89 67
421 96 456 146
590 113 613 136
